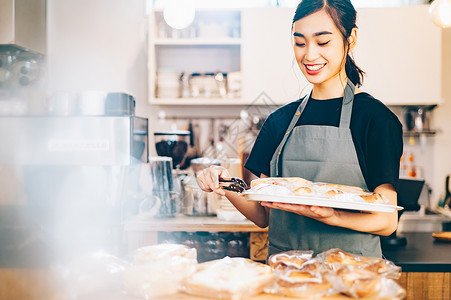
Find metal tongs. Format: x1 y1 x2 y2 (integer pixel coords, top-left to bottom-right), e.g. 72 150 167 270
219 177 247 193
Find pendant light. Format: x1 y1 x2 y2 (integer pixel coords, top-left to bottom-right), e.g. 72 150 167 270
163 0 196 30
429 0 451 28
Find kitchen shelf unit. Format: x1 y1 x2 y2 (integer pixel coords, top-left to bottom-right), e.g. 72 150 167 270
403 130 437 137
153 38 242 46
149 97 247 106
148 9 243 105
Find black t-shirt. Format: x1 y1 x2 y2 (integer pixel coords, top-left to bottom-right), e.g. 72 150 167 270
244 92 403 192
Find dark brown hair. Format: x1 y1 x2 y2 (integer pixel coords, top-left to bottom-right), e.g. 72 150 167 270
293 0 365 87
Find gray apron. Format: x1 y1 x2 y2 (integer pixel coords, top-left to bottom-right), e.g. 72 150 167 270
268 80 382 258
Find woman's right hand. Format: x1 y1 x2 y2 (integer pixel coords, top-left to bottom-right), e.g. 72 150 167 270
196 165 231 196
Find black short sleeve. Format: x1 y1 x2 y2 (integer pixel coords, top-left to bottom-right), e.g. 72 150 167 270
365 118 403 192
244 115 277 177
244 93 403 192
244 101 300 177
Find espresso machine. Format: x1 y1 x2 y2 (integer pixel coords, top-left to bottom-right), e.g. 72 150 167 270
0 92 149 267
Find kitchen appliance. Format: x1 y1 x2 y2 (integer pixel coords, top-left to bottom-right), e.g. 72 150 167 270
154 130 190 169
381 178 425 248
0 95 149 267
0 0 46 54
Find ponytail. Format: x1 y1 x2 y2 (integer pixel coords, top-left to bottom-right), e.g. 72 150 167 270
345 53 365 87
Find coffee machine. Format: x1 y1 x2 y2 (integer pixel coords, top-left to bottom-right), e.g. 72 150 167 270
0 92 149 267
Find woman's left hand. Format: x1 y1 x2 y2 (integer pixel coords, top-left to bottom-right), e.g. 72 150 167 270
260 201 335 219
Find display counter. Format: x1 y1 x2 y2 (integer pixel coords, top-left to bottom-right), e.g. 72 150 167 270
124 215 268 260
124 216 451 299
382 232 451 272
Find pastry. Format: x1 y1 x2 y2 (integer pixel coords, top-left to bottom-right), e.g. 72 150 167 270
249 177 387 204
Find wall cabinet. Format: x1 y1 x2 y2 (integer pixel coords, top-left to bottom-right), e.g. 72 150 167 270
241 8 307 106
354 6 442 105
148 6 442 106
148 9 243 105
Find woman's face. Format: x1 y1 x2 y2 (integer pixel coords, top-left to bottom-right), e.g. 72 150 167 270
293 9 347 87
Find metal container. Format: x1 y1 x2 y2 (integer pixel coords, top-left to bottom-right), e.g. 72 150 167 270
105 92 135 116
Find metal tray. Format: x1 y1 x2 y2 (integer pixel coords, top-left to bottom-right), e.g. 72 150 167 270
243 193 403 213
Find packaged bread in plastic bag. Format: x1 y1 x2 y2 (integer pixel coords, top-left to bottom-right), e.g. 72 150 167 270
130 243 197 265
59 251 129 299
316 248 405 299
316 248 402 279
181 257 273 300
122 244 198 299
268 250 313 270
337 266 406 299
265 254 345 298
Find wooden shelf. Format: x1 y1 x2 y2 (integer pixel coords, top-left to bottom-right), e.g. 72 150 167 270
153 38 241 46
124 214 267 233
150 98 246 105
403 130 437 136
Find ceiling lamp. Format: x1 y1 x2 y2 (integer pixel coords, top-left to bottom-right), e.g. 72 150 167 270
163 0 196 30
429 0 451 28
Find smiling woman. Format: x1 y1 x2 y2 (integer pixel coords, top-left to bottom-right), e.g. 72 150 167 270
197 0 403 259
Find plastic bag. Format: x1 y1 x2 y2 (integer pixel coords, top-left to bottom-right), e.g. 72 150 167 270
265 256 345 298
337 267 406 299
59 251 129 299
122 244 198 299
316 248 402 279
268 250 313 270
264 248 405 299
123 255 197 299
130 243 197 265
181 257 273 300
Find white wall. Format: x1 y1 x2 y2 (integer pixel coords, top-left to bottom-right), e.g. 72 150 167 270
432 27 451 207
47 0 149 113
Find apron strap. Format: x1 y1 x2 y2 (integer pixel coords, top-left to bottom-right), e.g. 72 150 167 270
339 80 356 129
271 79 356 176
271 95 308 177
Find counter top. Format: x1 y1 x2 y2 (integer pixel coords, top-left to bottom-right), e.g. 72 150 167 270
382 232 451 272
124 214 268 233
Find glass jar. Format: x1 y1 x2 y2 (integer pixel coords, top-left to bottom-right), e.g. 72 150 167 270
189 73 202 98
203 73 217 98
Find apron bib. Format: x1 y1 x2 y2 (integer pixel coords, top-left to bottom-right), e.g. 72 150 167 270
268 80 382 258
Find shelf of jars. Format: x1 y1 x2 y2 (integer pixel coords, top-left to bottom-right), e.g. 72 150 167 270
403 130 437 137
148 8 242 106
